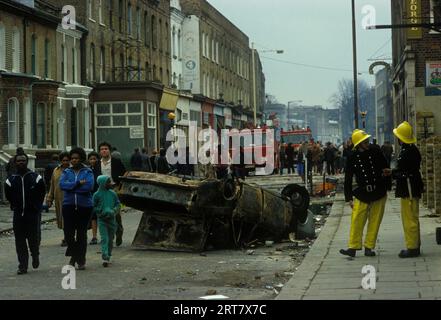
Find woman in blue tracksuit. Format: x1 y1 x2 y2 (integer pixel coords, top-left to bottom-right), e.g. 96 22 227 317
60 148 94 270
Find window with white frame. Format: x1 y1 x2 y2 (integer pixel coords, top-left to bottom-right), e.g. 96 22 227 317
216 42 219 64
31 34 37 75
206 34 210 59
89 0 94 20
99 47 105 82
190 110 201 128
96 102 143 128
99 0 104 24
12 27 21 73
212 38 215 62
0 24 5 70
8 98 18 146
147 102 157 151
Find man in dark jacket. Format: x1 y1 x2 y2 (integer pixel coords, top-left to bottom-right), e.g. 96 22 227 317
324 142 337 175
4 154 46 274
130 148 143 171
340 129 391 258
391 121 425 258
98 142 127 247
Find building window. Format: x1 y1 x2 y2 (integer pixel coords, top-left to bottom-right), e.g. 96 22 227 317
61 44 65 81
216 42 219 64
35 103 45 148
118 0 123 32
128 56 133 80
109 0 113 29
165 22 170 54
99 0 104 24
159 19 162 51
159 67 163 83
0 24 5 70
212 38 215 62
31 35 37 75
144 11 149 46
111 49 115 81
151 15 157 49
172 26 176 57
90 44 96 81
89 0 94 20
100 47 105 82
190 110 201 128
173 72 177 87
71 107 77 147
207 34 210 60
166 69 170 86
202 32 205 57
145 61 150 80
120 53 124 81
8 98 18 146
96 102 143 128
177 30 181 59
127 3 132 36
136 7 141 39
430 0 441 31
72 45 77 83
12 28 21 73
44 39 49 78
147 103 157 151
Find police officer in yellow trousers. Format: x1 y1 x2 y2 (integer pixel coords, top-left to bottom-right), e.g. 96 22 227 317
340 129 391 258
390 121 424 258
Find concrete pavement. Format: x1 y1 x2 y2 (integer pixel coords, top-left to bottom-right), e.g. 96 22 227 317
277 194 441 300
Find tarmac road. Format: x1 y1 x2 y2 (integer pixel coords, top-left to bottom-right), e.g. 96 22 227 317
0 209 311 300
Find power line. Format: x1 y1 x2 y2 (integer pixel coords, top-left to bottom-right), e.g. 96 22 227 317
368 37 392 60
260 56 369 74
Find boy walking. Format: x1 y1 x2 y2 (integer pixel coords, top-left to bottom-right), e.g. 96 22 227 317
93 175 121 267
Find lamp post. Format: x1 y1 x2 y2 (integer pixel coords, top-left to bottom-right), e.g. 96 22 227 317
252 43 284 126
352 0 359 128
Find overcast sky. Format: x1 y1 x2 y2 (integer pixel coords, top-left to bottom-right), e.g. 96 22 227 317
207 0 392 108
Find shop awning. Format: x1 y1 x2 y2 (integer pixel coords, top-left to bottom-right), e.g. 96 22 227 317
159 89 179 111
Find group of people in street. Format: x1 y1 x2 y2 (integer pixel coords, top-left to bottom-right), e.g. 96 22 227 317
4 142 130 274
340 121 424 259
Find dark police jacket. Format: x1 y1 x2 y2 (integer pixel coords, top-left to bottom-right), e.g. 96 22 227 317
344 147 388 203
4 170 46 216
392 144 424 199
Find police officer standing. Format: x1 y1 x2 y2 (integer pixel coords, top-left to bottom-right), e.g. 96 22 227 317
4 154 46 274
340 129 391 257
390 121 424 258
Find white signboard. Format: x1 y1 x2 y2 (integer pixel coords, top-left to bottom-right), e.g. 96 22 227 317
130 126 144 139
182 16 200 93
426 61 441 88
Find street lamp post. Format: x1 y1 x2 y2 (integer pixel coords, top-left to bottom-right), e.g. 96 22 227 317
352 0 359 129
252 43 284 126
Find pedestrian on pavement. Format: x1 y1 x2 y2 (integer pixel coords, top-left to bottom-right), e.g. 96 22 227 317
324 142 337 175
279 144 287 175
340 129 391 258
4 154 46 275
98 142 127 247
381 141 394 168
285 143 295 175
297 145 305 183
130 148 143 171
111 147 122 160
5 147 25 177
44 154 60 192
46 152 71 247
156 148 171 174
391 121 424 258
93 175 120 267
141 148 152 172
60 148 95 270
150 150 158 173
87 151 101 246
311 142 321 174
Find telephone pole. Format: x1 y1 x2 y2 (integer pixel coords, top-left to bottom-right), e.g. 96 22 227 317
352 0 359 128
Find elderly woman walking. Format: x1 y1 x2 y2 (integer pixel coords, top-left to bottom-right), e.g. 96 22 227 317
46 152 71 247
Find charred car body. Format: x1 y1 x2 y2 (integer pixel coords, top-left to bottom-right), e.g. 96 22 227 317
118 172 312 252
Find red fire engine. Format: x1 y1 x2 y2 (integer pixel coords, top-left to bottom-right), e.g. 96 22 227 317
281 127 313 149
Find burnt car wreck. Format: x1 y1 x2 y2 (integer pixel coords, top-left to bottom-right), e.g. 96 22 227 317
118 172 313 252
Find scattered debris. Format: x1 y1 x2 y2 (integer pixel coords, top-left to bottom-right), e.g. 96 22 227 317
205 289 217 295
275 283 284 288
254 276 262 280
265 285 274 290
265 241 274 247
200 253 207 257
246 250 255 255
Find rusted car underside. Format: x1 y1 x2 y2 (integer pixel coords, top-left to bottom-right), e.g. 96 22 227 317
118 172 311 252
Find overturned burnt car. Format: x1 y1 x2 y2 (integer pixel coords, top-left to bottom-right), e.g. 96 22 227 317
118 172 312 252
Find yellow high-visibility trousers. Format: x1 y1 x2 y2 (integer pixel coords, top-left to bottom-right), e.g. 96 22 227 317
348 196 387 250
401 198 420 250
